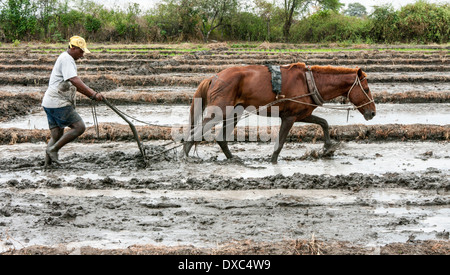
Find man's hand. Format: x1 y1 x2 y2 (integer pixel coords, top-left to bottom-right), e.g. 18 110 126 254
92 92 104 101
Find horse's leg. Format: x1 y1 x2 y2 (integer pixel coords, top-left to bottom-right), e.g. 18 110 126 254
183 100 206 157
183 126 197 157
183 113 220 157
217 120 233 159
216 108 242 159
271 116 296 163
183 138 195 157
298 114 337 156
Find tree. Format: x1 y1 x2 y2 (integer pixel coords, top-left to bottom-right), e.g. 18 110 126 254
254 0 275 40
0 0 37 41
178 0 200 40
280 0 342 42
35 0 58 39
344 2 367 18
197 0 238 43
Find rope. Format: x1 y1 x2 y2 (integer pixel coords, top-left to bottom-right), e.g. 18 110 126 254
107 105 170 127
91 101 100 138
216 93 356 126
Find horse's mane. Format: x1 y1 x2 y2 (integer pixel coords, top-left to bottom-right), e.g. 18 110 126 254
284 62 367 77
284 62 306 70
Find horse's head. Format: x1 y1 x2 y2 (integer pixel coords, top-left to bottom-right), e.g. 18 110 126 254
347 69 376 121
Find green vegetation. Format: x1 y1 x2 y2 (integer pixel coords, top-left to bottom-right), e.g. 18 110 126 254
0 0 448 44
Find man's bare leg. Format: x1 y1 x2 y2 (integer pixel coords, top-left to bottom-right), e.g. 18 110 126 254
46 120 86 164
45 127 64 166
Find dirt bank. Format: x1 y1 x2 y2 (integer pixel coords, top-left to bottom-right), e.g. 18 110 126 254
1 90 449 107
0 123 448 145
0 93 41 122
3 240 449 255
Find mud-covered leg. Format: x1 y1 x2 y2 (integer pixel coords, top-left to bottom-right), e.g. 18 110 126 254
45 127 64 167
46 120 85 165
271 116 296 163
217 106 243 159
183 115 219 157
216 109 241 159
217 119 233 159
183 140 195 157
299 114 337 156
183 125 201 157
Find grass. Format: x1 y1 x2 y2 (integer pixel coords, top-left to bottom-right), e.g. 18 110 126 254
0 42 447 56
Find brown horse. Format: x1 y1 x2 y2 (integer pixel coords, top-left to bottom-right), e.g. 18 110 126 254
183 62 376 163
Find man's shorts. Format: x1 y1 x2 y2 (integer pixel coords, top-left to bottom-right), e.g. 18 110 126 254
43 105 82 129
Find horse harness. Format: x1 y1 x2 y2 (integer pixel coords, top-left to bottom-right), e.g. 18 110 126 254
266 64 374 111
305 66 325 106
265 64 283 99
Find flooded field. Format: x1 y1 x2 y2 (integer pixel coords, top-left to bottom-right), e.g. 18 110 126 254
0 43 449 254
1 103 449 130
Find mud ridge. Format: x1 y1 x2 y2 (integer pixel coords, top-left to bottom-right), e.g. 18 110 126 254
1 90 449 108
3 239 449 255
0 147 448 191
2 64 450 74
1 73 449 89
0 123 448 145
0 93 42 122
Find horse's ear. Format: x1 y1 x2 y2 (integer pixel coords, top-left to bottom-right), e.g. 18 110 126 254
357 68 363 77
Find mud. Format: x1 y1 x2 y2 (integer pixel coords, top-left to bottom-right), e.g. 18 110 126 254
0 140 449 255
0 44 449 254
0 93 41 122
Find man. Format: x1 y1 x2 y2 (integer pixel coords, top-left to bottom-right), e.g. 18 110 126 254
42 36 104 166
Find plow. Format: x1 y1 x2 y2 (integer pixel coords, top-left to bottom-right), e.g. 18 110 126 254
101 98 184 166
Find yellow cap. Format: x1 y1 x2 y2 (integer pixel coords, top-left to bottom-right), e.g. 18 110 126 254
69 36 91 53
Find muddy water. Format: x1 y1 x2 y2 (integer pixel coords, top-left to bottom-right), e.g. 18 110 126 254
0 141 448 183
370 82 450 93
1 103 449 130
0 186 447 252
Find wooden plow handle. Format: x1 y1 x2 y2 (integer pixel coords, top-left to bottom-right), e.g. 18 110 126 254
102 98 147 165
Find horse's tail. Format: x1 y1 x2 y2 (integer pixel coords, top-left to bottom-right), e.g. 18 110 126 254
189 77 211 129
183 77 211 156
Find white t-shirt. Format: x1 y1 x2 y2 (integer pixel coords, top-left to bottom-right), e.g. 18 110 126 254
42 51 78 108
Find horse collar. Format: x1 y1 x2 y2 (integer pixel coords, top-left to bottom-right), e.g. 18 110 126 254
305 66 325 106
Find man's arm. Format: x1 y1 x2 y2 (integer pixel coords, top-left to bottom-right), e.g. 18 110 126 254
69 76 103 101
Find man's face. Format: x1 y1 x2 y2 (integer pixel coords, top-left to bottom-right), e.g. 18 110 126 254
71 46 85 60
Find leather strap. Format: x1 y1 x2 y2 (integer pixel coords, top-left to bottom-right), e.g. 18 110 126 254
306 66 325 106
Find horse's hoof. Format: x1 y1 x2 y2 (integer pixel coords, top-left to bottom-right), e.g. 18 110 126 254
179 150 188 158
323 142 340 157
227 156 244 164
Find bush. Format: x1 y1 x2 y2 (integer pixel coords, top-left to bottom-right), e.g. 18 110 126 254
368 1 449 43
396 0 449 43
227 12 266 41
0 0 37 41
85 14 102 33
367 4 399 43
291 10 368 43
